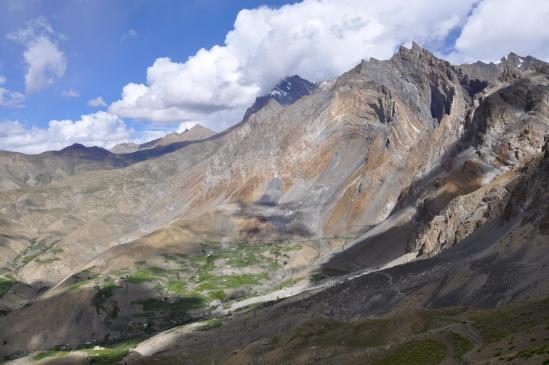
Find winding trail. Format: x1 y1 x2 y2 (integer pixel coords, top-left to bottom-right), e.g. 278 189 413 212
460 319 484 363
128 250 422 360
374 271 404 298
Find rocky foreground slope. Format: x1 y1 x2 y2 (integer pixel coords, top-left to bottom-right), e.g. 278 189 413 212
0 44 548 363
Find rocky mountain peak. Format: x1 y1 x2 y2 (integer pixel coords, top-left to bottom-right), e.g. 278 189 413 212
53 143 112 161
58 143 109 156
498 52 536 70
460 52 549 84
336 42 467 127
242 75 316 121
397 41 430 58
185 123 215 134
61 143 87 151
268 75 316 105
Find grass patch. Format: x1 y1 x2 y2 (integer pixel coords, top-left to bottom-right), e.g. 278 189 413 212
377 339 447 365
471 298 549 343
102 240 304 310
132 296 205 320
36 257 61 264
208 290 225 301
197 241 301 271
220 246 263 268
0 276 16 297
33 351 69 361
509 343 549 360
92 280 118 317
85 338 141 365
273 277 300 291
69 279 93 290
127 267 166 284
12 238 62 266
448 331 474 359
68 270 99 290
34 246 64 264
20 240 48 264
198 318 224 331
194 273 267 291
275 318 390 349
166 279 187 296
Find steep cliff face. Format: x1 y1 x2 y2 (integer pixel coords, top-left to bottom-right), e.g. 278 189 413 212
408 57 549 258
200 43 472 239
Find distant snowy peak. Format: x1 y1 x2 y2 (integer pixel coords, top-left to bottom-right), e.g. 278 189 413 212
317 79 336 91
498 53 549 75
269 75 316 105
460 53 548 84
243 75 316 121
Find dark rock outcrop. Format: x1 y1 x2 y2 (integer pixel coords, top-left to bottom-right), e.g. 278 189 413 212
242 75 316 121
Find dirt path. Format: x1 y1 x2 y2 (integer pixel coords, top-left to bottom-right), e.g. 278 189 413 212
227 250 417 314
460 320 484 363
226 281 316 313
128 251 422 359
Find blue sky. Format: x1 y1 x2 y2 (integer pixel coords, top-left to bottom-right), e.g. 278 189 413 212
0 1 298 142
0 0 548 153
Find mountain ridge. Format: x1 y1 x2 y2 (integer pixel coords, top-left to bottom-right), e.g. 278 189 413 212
110 124 216 154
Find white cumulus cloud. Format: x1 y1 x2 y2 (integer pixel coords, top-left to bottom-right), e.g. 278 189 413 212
88 96 107 107
109 0 477 129
449 0 549 62
7 17 67 93
0 112 134 154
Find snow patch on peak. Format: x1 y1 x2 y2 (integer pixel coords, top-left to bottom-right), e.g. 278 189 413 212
270 89 287 97
318 79 336 91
